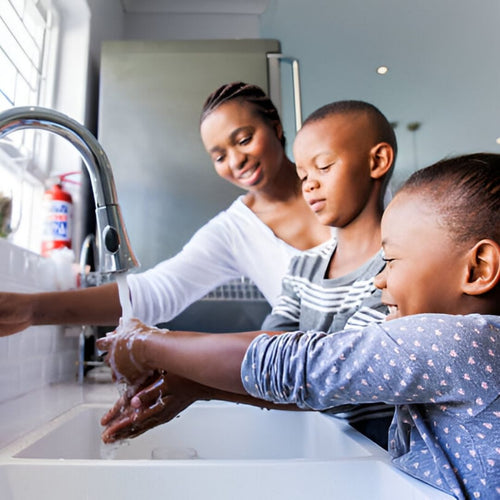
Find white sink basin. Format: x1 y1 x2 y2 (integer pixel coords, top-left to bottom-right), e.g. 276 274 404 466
10 403 375 461
0 401 454 500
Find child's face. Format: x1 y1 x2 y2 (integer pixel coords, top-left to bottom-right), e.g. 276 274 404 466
375 192 468 320
293 114 376 227
200 100 284 191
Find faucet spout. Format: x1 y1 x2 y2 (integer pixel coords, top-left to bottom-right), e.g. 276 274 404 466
0 106 139 273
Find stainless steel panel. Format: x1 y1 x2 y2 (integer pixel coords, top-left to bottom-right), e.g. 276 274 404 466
98 39 281 270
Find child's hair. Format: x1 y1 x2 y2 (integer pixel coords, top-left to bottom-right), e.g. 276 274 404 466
302 100 398 160
200 82 286 148
399 153 500 244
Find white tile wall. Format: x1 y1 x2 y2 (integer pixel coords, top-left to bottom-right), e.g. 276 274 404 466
0 239 79 403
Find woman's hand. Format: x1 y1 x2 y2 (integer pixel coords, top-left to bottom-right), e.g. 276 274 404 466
0 292 34 336
96 318 166 386
100 371 211 443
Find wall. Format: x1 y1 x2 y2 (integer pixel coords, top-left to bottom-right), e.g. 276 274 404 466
45 0 500 244
259 0 500 187
85 0 125 133
0 241 78 402
84 0 499 189
0 0 124 404
123 12 260 40
83 3 259 134
0 0 261 404
0 0 93 404
49 0 92 254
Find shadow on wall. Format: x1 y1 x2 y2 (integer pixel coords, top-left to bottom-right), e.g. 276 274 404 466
161 299 271 333
161 278 271 333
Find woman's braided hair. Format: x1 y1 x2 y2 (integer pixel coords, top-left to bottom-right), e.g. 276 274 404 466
200 82 286 148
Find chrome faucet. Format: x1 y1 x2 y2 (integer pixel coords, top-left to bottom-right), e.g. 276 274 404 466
0 106 139 273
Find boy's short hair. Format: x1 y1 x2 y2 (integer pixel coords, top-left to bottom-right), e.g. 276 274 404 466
302 100 398 160
399 153 500 244
302 101 397 196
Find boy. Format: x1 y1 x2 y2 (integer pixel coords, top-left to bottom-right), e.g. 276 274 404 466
99 153 500 499
262 100 395 333
260 101 397 445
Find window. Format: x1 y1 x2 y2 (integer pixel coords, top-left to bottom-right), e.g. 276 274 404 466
0 0 59 251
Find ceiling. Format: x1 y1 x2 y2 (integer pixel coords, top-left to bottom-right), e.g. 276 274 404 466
120 0 269 15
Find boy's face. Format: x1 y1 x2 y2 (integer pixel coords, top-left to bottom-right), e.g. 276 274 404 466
293 114 376 227
376 191 468 320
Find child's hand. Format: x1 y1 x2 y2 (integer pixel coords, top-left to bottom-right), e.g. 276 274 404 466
96 318 156 386
100 372 211 443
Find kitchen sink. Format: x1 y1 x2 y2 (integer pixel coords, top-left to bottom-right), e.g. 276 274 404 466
0 400 454 500
10 403 375 461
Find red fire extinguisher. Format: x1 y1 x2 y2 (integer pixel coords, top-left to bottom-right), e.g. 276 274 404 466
41 172 80 257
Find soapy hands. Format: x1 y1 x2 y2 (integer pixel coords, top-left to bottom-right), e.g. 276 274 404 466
96 318 164 386
100 371 209 443
97 318 203 444
99 369 289 444
97 318 284 444
98 320 301 443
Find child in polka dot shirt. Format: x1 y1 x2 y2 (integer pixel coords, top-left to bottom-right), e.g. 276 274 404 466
99 153 499 499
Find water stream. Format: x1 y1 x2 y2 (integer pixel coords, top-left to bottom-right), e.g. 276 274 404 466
115 272 133 321
100 271 143 459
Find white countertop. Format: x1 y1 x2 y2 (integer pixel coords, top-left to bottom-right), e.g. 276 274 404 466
0 381 118 449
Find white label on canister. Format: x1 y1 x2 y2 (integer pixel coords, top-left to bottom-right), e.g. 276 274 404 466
42 200 72 242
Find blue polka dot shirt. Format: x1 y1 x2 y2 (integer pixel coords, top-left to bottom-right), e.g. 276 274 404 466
241 314 500 499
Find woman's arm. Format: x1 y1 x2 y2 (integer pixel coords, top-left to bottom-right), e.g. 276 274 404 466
126 208 246 326
0 283 122 336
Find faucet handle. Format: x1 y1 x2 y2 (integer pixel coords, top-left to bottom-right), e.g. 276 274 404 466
103 226 119 253
96 205 139 273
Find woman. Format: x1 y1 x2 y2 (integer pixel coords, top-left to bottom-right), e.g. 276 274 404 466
0 82 332 334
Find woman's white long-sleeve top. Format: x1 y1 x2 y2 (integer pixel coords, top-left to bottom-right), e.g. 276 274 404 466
127 196 332 326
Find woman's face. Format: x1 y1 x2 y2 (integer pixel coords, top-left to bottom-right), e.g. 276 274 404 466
200 100 284 191
375 192 468 320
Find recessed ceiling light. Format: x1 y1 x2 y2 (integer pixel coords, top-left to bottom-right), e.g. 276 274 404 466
376 66 389 75
496 137 500 145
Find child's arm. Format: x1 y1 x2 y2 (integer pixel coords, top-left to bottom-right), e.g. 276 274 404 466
96 318 280 394
97 315 499 410
242 314 499 410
